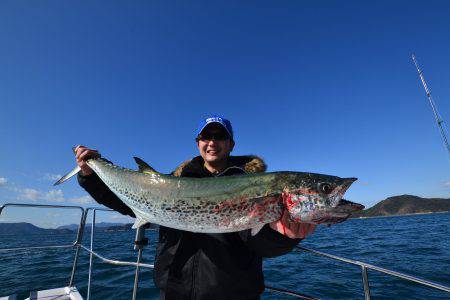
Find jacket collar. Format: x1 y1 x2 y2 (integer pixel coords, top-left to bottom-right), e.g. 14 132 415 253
172 155 266 177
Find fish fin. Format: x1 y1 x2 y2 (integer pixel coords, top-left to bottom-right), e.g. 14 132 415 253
54 166 81 186
132 217 148 229
131 209 148 229
251 224 264 236
131 208 149 229
133 157 159 174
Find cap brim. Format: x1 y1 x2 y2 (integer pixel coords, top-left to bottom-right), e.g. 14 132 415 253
198 122 232 139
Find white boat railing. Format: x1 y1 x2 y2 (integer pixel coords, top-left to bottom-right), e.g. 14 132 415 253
1 203 449 300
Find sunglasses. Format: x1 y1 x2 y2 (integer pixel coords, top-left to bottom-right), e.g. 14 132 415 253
196 131 230 142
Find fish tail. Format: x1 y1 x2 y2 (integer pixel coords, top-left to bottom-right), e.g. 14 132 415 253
53 166 81 186
53 146 84 186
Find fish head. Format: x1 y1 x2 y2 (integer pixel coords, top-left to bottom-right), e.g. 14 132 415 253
281 173 357 223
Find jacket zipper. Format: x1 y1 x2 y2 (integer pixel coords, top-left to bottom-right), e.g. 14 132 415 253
191 251 199 299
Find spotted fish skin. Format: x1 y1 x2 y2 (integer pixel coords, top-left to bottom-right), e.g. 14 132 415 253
79 158 360 233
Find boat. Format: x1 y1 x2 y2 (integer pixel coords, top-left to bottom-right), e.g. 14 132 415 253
1 203 449 300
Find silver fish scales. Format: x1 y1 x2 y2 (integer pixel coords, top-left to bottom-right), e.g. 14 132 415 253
56 157 362 234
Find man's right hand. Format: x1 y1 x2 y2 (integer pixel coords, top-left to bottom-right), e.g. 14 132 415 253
75 145 101 176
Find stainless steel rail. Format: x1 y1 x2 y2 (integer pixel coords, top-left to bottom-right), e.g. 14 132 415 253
0 203 84 252
2 202 450 300
69 209 88 287
78 244 154 269
0 244 74 252
296 246 450 298
86 209 96 300
0 203 85 211
132 225 147 300
265 286 319 300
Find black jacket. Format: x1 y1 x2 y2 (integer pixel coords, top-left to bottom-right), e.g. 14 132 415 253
78 155 300 300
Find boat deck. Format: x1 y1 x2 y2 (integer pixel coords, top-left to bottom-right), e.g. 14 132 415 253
1 287 83 300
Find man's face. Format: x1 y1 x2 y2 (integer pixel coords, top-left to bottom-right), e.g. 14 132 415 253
197 123 234 164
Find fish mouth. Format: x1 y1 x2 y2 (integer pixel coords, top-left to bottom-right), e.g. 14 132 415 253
342 177 357 189
336 177 357 197
336 198 365 212
325 177 357 208
312 198 364 225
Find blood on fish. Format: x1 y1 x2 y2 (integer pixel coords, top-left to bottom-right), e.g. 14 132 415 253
282 192 302 212
246 196 281 220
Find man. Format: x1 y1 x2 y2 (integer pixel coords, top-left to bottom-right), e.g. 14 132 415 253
75 115 315 300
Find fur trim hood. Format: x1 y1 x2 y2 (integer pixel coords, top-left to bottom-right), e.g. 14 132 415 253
172 155 266 177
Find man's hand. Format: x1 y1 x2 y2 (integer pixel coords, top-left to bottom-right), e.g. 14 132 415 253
75 145 101 176
269 210 316 239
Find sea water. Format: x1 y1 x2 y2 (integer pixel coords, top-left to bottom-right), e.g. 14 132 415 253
1 212 449 299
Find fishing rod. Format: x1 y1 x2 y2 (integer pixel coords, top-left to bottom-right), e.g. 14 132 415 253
411 54 450 154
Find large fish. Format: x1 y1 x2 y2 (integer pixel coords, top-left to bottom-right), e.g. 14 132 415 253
55 154 363 235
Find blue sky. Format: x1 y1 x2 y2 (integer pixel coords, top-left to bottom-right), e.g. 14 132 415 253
1 1 449 227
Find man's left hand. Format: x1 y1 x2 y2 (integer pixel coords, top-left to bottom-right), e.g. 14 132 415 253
269 210 316 239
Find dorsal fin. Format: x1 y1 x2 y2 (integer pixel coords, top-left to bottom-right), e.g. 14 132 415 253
133 157 159 174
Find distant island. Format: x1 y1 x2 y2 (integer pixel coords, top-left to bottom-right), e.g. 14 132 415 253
351 195 450 218
0 222 158 235
0 222 73 235
57 222 128 231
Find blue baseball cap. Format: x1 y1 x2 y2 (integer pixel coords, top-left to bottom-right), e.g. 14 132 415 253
196 115 234 140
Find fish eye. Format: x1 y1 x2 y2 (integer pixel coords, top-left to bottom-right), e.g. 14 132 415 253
318 183 333 194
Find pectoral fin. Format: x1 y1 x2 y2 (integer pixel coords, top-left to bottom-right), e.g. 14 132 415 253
132 217 149 229
131 208 149 229
251 224 264 236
